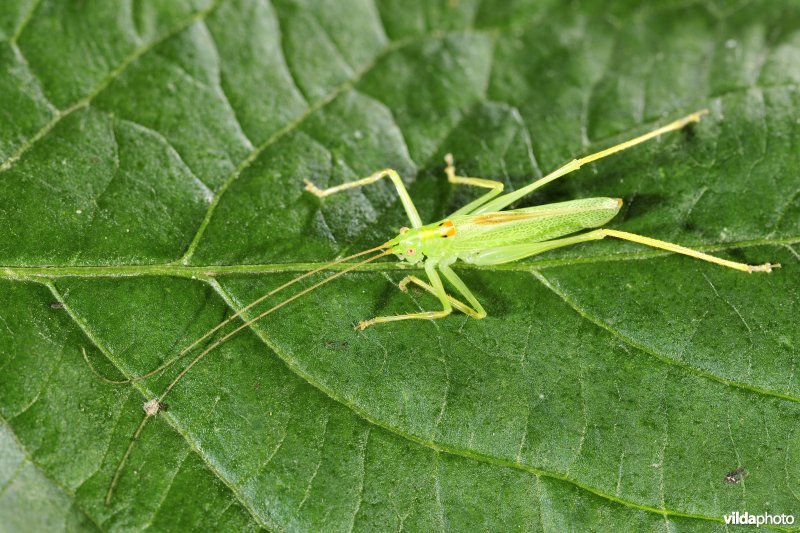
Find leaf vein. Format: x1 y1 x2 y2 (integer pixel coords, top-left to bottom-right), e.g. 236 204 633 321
347 427 370 533
142 447 192 530
200 19 255 151
9 42 58 114
204 275 739 526
39 280 275 530
178 28 484 264
9 0 42 44
433 452 448 532
0 0 227 174
0 415 103 531
0 460 26 499
531 270 800 405
297 410 329 512
2 236 797 281
117 117 214 200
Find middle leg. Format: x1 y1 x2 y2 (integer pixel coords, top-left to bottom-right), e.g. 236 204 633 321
398 275 482 318
443 153 506 216
397 263 488 319
356 261 452 330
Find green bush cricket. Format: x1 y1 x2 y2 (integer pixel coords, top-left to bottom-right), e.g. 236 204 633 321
306 109 777 329
103 109 778 503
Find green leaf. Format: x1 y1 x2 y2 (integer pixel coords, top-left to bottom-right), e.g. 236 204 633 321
1 0 799 530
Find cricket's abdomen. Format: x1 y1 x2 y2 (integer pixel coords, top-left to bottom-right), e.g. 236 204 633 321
448 197 622 254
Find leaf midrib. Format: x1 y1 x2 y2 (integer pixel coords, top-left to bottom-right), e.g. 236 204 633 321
2 234 796 279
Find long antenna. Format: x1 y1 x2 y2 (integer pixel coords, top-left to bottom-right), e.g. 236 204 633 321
86 245 387 384
178 244 389 356
105 247 391 504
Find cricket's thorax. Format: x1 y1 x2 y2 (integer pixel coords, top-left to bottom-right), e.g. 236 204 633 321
389 220 458 263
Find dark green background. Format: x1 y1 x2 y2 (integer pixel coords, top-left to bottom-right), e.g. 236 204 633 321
1 0 798 531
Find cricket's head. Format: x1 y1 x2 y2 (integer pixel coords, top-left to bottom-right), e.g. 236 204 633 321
386 226 425 264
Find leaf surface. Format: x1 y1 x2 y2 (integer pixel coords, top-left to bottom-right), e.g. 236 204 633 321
1 1 799 530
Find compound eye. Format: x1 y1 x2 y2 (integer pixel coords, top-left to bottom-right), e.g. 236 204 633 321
399 226 409 234
406 247 416 256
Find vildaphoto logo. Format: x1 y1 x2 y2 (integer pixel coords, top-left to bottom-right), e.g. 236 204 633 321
723 512 795 527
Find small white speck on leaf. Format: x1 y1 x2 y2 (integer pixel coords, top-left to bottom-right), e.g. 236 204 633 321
143 399 161 416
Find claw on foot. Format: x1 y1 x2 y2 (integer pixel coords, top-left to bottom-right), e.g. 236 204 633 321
303 179 326 197
750 262 780 273
687 109 710 123
398 277 412 292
